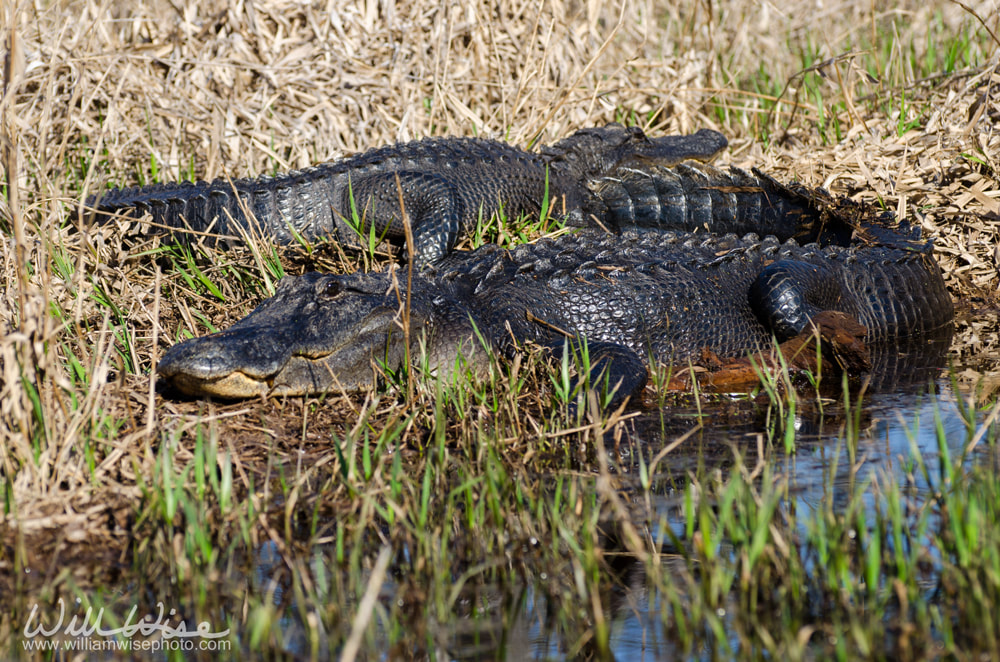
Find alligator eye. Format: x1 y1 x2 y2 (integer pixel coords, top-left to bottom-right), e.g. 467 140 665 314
321 280 342 299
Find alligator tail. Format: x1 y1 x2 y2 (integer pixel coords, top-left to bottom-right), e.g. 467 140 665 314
589 163 855 245
82 165 342 245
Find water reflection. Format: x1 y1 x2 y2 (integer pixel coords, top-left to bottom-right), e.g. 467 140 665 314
435 379 980 660
439 328 993 660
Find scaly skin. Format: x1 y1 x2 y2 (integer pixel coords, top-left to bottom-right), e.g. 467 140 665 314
156 229 954 401
85 123 728 265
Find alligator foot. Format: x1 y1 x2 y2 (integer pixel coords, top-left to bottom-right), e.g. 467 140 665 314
667 311 870 392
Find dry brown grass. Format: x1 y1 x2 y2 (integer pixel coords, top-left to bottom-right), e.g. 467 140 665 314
1 0 999 581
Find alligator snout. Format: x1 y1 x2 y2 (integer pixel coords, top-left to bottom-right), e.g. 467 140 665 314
158 328 293 398
156 272 421 399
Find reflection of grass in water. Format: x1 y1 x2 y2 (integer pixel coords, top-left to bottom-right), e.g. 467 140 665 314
648 385 1000 659
3 0 999 658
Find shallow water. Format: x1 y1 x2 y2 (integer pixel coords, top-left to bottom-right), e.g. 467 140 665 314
432 331 1000 660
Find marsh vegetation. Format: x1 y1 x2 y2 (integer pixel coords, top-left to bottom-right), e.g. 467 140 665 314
2 0 999 658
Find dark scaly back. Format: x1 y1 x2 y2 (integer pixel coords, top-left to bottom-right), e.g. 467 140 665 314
83 135 542 245
155 228 954 398
84 125 733 255
429 230 779 360
429 229 953 361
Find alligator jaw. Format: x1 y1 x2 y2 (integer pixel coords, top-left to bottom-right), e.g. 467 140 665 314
156 334 288 399
637 128 729 167
155 272 432 399
158 330 408 399
167 369 272 399
157 323 407 399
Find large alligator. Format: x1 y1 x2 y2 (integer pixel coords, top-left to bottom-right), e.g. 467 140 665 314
157 228 954 402
85 123 732 265
85 120 874 266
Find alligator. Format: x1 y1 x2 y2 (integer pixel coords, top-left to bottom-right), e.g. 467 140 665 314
85 123 732 265
156 228 955 402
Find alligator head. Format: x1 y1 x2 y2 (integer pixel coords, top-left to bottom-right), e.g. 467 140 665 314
157 271 467 398
541 122 728 181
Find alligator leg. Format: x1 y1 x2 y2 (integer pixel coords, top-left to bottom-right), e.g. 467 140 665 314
549 338 649 409
748 260 846 340
346 171 473 266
